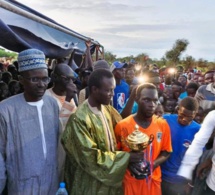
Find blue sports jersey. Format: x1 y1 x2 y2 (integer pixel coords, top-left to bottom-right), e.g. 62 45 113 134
161 114 200 183
113 81 129 113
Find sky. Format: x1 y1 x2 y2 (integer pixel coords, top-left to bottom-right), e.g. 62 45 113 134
16 0 215 61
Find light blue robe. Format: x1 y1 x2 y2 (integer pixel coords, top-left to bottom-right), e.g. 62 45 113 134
0 93 59 195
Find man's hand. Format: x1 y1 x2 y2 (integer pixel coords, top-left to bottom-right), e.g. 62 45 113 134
128 152 152 179
96 45 100 51
128 152 144 177
153 151 170 170
197 158 212 179
129 85 138 99
85 39 92 48
184 182 194 195
65 82 77 102
128 163 143 175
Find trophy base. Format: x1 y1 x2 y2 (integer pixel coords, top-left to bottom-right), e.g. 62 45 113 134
133 173 150 180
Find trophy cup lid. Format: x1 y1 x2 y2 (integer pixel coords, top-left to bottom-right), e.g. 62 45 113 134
126 124 149 145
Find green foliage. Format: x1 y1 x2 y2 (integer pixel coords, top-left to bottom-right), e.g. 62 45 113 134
135 53 149 64
196 58 208 68
181 55 196 70
207 62 215 70
104 51 116 64
117 55 134 63
165 39 189 66
0 48 17 58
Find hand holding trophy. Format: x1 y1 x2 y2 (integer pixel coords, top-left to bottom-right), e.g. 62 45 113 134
126 124 154 179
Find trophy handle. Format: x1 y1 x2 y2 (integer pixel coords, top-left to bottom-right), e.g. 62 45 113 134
148 134 154 145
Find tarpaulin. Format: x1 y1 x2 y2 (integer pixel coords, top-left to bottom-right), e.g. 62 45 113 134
0 0 98 59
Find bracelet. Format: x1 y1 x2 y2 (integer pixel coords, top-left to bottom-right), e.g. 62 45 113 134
188 183 194 188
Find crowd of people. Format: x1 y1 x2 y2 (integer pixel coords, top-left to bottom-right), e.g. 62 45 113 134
0 44 215 195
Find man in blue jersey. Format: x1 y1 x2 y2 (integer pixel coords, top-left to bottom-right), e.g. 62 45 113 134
161 97 200 195
110 61 129 113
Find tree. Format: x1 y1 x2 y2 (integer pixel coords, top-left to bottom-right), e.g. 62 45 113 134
151 57 167 68
165 39 189 66
135 53 147 63
134 53 152 67
103 51 116 63
182 55 196 70
207 62 215 70
0 48 17 58
161 57 167 66
117 55 134 63
196 58 208 68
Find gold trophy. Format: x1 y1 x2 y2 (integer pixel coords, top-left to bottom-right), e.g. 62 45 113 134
126 124 154 179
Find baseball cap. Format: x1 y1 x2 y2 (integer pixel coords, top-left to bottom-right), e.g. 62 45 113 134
130 59 136 64
110 61 128 72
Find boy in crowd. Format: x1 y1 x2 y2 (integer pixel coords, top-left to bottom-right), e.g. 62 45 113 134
161 97 200 195
115 83 172 195
163 98 177 114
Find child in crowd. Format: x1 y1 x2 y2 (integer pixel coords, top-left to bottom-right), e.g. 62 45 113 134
186 82 199 97
194 106 205 124
155 103 164 117
8 80 21 96
163 98 177 114
172 81 182 102
0 82 9 101
159 87 173 103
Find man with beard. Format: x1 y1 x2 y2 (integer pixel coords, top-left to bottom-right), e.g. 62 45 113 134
0 49 59 194
61 69 142 195
115 83 172 195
